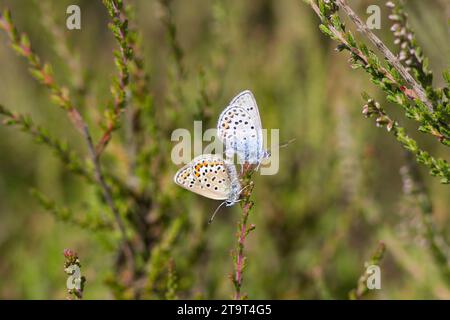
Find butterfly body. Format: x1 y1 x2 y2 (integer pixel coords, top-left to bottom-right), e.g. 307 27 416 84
217 90 269 165
173 154 241 206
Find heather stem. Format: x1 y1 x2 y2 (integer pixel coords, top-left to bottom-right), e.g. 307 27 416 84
349 241 386 300
232 164 256 300
63 249 86 300
335 0 434 112
0 8 135 272
400 155 450 282
97 0 133 156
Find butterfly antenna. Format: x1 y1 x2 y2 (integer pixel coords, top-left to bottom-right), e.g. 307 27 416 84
208 201 228 224
279 138 296 149
267 138 296 154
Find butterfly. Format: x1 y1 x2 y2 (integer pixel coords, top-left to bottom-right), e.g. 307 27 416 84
217 90 270 166
173 154 242 223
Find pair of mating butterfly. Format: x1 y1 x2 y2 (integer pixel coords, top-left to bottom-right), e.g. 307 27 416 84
174 90 269 223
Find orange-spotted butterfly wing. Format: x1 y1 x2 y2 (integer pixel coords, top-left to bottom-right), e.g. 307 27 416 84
174 154 241 204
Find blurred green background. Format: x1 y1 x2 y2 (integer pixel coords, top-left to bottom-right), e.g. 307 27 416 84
0 0 449 299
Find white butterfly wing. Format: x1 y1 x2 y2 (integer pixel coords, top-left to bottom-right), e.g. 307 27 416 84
174 154 234 200
229 90 262 130
217 105 264 164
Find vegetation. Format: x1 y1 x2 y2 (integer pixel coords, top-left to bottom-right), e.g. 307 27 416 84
0 0 448 299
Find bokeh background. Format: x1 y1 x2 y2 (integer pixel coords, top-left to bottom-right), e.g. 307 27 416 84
0 0 449 299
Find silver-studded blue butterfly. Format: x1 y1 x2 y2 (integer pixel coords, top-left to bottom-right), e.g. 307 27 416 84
217 90 269 166
174 154 242 222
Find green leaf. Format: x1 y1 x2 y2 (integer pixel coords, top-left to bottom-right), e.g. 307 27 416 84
319 24 333 38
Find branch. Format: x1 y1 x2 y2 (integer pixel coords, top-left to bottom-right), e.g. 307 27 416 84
0 104 140 203
231 163 256 300
144 217 183 298
165 258 178 300
63 249 86 299
386 1 433 88
0 8 134 268
0 9 84 129
157 0 187 114
400 158 450 282
36 0 84 92
305 0 450 145
97 0 134 156
335 0 434 112
81 116 136 268
0 104 91 180
362 94 450 184
31 188 113 231
349 241 386 300
158 0 185 79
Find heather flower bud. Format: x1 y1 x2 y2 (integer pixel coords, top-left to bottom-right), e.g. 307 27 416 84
386 1 395 8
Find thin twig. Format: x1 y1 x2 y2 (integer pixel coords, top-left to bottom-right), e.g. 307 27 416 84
234 202 253 299
78 112 135 269
97 0 133 156
63 249 86 300
232 164 256 300
335 0 434 112
349 241 386 300
361 96 450 183
400 155 450 282
36 0 84 92
0 9 134 270
308 1 396 84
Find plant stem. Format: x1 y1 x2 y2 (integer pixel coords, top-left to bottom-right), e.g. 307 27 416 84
232 164 256 300
158 0 185 80
63 249 86 300
335 0 433 112
97 0 133 156
349 241 386 300
0 8 135 271
31 188 113 231
36 0 84 92
307 1 398 86
306 0 449 145
82 117 136 270
234 201 253 299
361 96 450 183
0 105 91 181
400 155 450 282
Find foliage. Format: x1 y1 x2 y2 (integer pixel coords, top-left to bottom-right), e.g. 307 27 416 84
0 0 448 299
307 0 450 172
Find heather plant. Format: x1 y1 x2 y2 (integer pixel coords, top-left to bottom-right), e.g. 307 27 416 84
63 248 86 300
306 0 450 182
0 0 448 300
0 0 184 299
305 0 449 289
349 241 386 300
